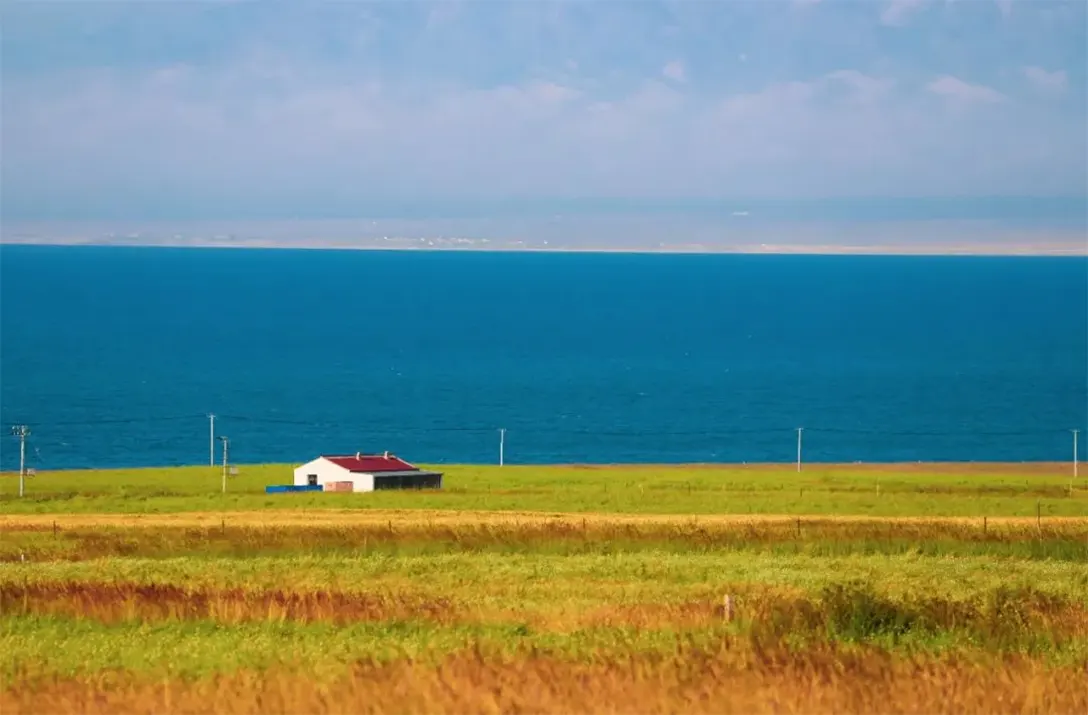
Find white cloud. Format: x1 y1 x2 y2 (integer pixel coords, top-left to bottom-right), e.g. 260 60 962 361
3 60 1084 209
995 0 1013 19
826 70 895 102
712 80 820 119
880 0 926 27
661 60 686 83
2 0 1085 220
528 81 582 104
424 2 461 32
1022 66 1067 94
926 75 1005 104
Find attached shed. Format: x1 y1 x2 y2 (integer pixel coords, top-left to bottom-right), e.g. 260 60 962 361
293 452 442 493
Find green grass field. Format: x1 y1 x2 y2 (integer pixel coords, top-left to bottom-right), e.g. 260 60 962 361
2 463 1087 713
2 462 1086 517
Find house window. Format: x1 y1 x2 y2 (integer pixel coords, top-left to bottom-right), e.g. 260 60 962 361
307 474 318 486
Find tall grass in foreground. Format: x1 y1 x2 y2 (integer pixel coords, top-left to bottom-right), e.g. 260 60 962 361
5 646 1086 715
3 581 1085 653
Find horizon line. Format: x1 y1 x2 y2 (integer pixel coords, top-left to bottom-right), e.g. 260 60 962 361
2 239 1086 258
0 459 1079 475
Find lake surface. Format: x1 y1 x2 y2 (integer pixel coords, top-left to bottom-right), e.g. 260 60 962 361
1 245 1085 469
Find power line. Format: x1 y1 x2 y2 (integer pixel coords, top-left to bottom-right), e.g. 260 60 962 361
2 414 203 427
584 426 789 437
3 411 1079 439
803 427 1061 437
217 414 503 432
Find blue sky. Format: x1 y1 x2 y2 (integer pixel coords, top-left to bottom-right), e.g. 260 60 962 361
2 0 1086 221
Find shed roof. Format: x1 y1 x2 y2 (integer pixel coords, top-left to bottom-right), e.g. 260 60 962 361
322 453 417 473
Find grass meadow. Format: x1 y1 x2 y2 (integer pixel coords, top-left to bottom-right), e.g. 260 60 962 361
2 461 1087 516
2 462 1087 713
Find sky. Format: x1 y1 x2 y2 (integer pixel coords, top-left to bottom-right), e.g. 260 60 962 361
2 0 1086 224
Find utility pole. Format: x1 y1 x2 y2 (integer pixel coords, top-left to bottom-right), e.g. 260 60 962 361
11 425 29 497
218 435 230 494
1074 429 1080 479
796 427 803 473
208 414 216 467
499 428 506 467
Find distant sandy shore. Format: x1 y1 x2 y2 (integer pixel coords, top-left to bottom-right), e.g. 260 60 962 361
3 238 1086 257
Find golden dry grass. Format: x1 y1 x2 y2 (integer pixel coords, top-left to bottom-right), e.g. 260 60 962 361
4 508 1086 531
0 582 462 626
6 579 1087 639
6 647 1086 715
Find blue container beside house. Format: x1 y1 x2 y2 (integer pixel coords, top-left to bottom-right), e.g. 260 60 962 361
265 484 324 494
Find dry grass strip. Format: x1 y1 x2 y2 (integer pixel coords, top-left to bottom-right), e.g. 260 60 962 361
4 509 1087 531
6 646 1086 715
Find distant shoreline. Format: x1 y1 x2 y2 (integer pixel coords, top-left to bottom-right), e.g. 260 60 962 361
3 239 1086 257
1 461 1077 476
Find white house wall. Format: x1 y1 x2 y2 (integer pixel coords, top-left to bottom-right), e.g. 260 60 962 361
293 458 352 487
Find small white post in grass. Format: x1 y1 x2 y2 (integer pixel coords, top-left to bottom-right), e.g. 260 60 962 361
722 594 735 622
499 428 506 467
796 427 803 473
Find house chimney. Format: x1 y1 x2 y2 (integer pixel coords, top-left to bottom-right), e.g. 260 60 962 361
356 451 361 460
383 450 390 459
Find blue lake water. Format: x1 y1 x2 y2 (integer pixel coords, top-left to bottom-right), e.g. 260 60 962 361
1 245 1085 469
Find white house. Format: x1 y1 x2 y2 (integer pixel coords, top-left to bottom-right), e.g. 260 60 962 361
293 452 443 492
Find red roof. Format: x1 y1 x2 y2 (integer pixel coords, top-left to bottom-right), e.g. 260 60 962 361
322 453 417 473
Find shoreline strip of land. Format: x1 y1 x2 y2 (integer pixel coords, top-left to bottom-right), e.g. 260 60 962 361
0 460 1080 476
2 238 1086 257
